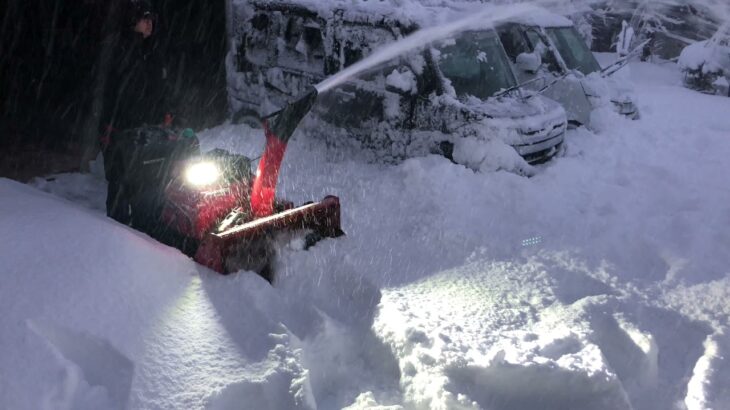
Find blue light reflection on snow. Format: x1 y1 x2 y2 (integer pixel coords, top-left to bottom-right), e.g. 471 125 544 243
521 236 543 247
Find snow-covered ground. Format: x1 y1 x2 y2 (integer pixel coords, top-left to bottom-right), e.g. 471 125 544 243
2 57 730 409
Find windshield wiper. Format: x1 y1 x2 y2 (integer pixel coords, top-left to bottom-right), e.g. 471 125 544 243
601 39 650 77
495 71 572 100
528 71 571 98
493 76 544 98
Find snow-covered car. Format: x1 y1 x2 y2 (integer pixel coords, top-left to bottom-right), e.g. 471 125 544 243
678 25 730 97
226 0 567 168
588 0 720 60
497 9 640 127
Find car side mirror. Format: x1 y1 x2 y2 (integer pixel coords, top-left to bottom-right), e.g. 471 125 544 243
385 68 417 96
516 52 541 74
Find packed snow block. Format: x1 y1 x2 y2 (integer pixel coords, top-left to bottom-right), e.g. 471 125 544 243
28 321 134 410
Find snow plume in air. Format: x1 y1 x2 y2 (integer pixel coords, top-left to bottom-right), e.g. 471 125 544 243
316 2 544 93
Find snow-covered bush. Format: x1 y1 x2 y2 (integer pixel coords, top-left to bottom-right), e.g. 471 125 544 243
678 25 730 95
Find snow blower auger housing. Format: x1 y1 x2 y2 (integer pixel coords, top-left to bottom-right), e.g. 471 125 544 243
112 87 342 278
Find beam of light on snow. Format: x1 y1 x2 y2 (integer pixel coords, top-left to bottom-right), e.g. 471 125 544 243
140 276 249 397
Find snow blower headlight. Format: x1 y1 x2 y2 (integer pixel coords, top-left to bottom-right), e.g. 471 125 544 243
185 161 221 186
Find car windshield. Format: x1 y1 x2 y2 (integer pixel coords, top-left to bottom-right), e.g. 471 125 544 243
436 30 517 99
545 27 601 75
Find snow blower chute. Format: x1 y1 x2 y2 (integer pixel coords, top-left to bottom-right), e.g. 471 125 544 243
155 87 343 276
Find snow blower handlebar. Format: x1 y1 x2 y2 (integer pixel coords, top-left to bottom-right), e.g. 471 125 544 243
251 87 318 218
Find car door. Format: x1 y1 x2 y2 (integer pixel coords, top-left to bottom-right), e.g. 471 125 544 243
314 22 416 159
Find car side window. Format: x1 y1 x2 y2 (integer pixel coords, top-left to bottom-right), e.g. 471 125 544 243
279 16 326 74
499 25 531 62
336 25 397 69
343 40 364 68
244 13 279 67
525 29 561 73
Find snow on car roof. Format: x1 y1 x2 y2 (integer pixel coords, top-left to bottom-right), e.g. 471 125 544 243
239 0 578 32
503 7 573 28
242 0 501 29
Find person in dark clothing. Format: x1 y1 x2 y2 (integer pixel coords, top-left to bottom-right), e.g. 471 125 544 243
102 0 172 225
102 0 168 133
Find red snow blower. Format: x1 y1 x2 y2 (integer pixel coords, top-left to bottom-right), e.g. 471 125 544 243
184 87 343 276
104 87 342 280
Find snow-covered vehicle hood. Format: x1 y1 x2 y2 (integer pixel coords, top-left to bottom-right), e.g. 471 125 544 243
463 92 563 121
452 93 567 169
469 94 566 135
440 93 567 143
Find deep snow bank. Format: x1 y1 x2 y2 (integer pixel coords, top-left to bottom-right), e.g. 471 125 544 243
0 179 391 409
195 60 730 407
276 57 730 409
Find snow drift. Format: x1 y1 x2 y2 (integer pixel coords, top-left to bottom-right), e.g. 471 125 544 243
3 56 730 410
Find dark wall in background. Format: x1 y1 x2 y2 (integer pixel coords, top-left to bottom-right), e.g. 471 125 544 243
0 0 228 148
157 0 229 129
1 0 103 147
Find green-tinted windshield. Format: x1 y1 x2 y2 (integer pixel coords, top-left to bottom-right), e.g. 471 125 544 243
436 30 517 99
545 27 601 75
